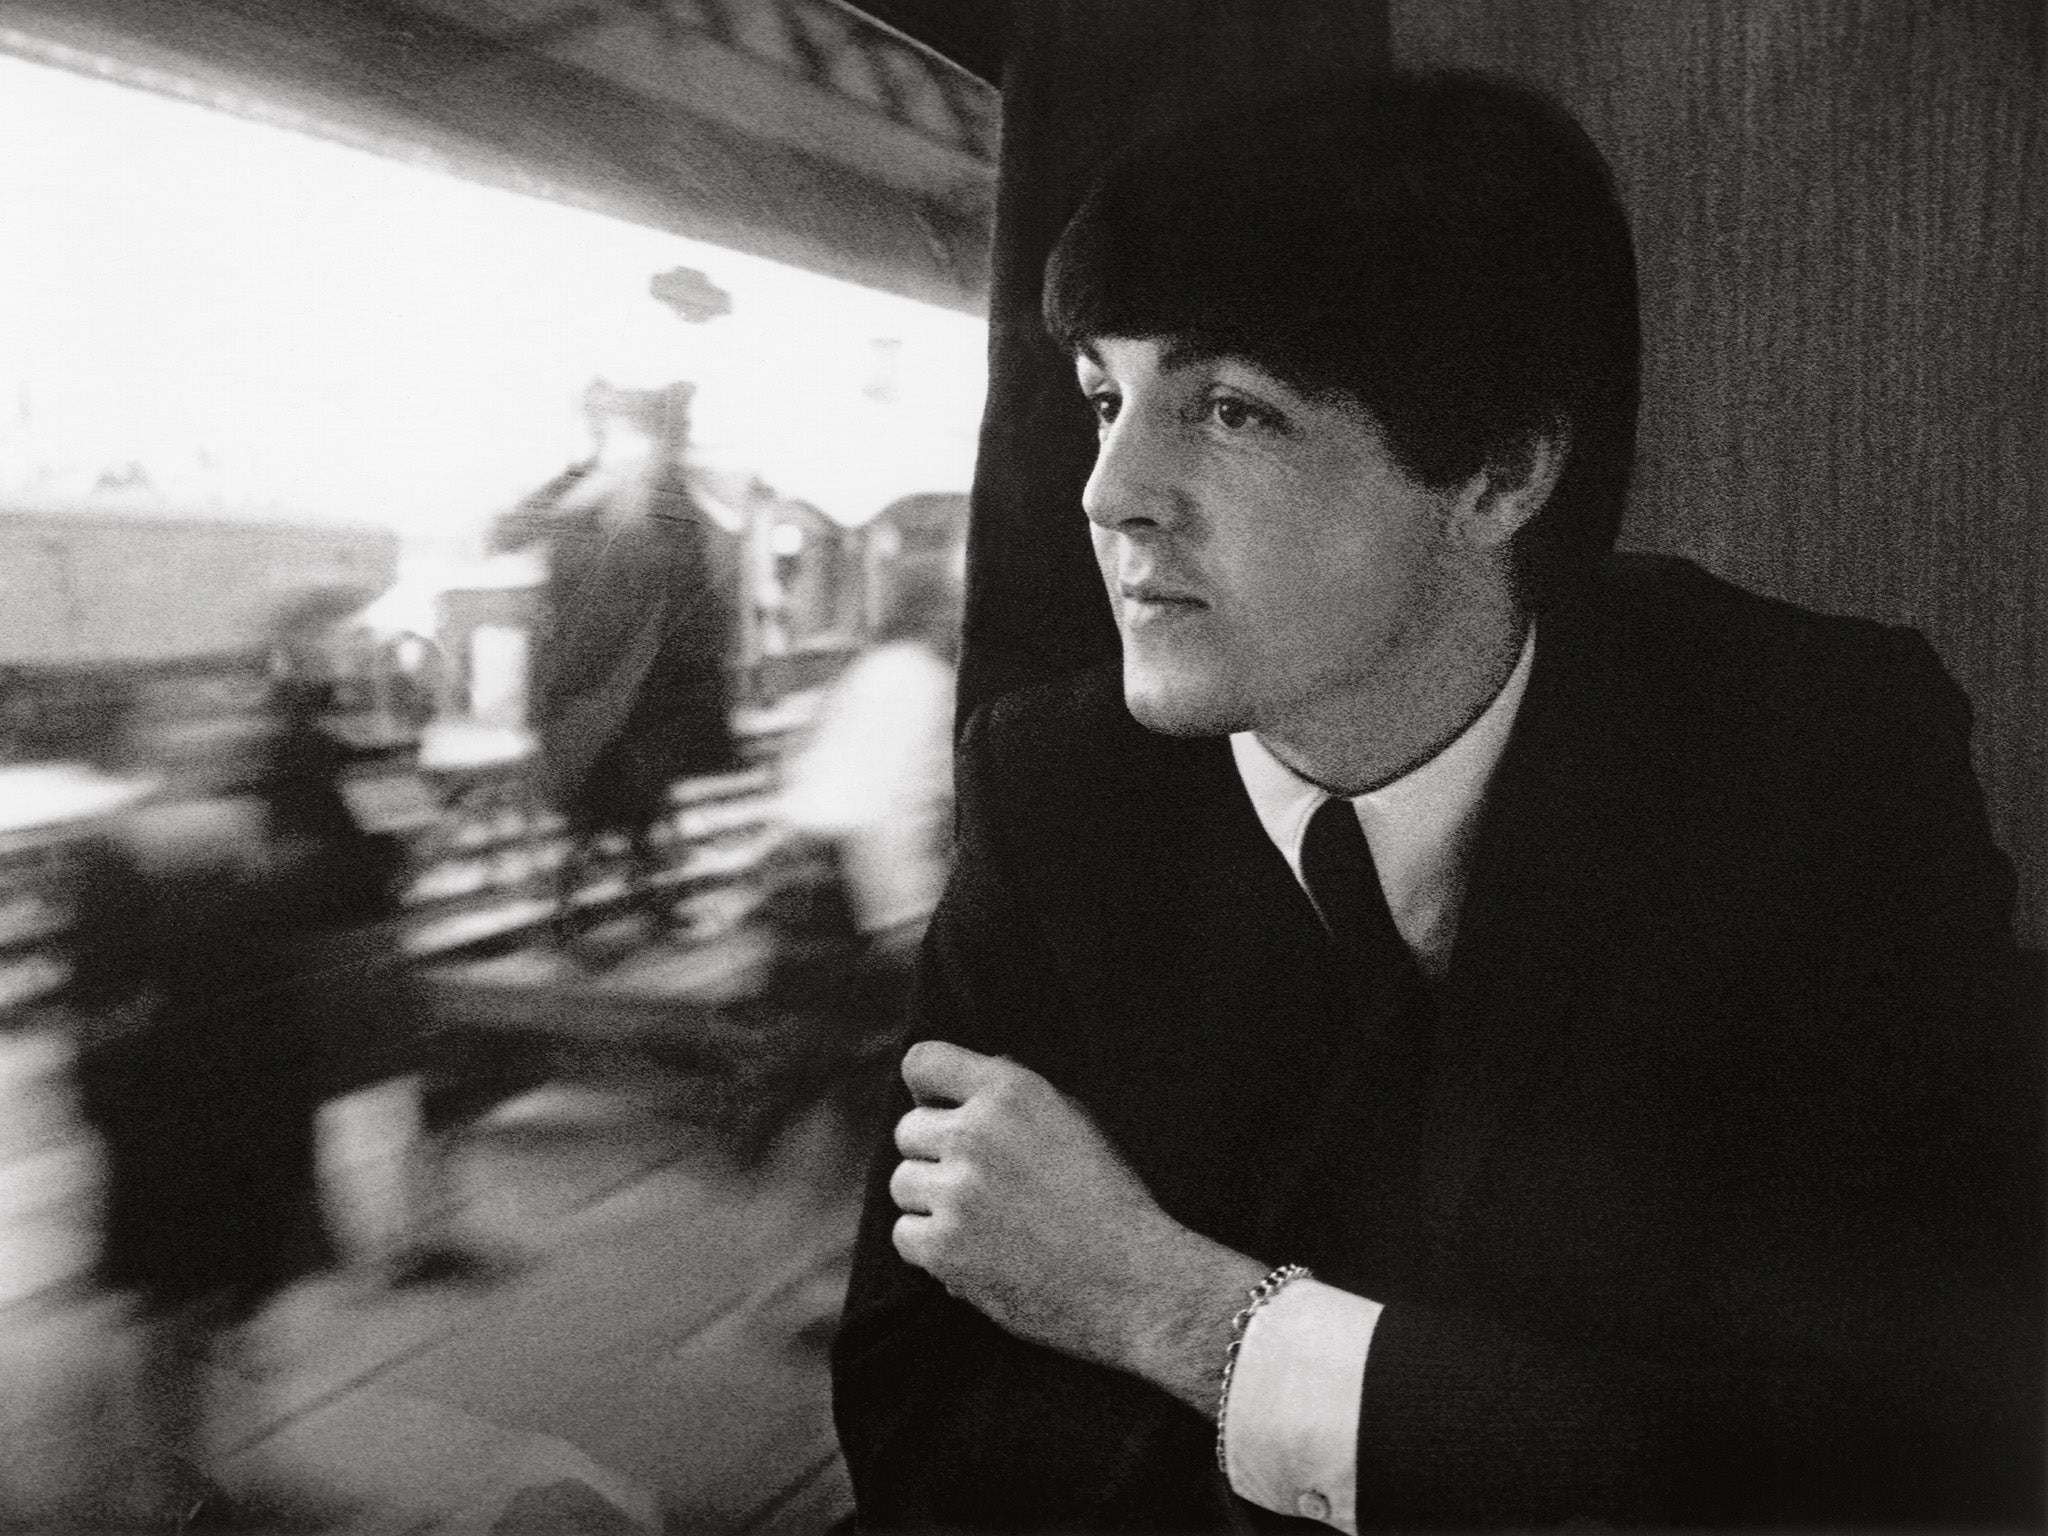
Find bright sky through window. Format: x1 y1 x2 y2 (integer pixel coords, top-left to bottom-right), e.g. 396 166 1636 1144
0 50 987 541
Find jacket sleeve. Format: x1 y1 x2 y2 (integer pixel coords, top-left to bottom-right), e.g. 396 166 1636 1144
1346 625 2040 1528
829 703 1230 1533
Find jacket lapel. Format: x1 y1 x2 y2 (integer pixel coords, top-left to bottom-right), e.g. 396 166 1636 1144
1411 583 1667 1274
1076 723 1364 1257
1249 583 1664 1293
1086 721 1445 1286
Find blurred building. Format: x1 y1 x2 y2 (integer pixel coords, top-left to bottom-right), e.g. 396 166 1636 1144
0 510 396 669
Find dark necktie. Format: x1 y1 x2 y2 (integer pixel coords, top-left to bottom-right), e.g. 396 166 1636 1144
1301 796 1408 961
1299 796 1433 1042
1271 797 1438 1288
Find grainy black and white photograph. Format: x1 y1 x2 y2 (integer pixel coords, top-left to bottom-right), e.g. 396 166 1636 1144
0 3 2038 1533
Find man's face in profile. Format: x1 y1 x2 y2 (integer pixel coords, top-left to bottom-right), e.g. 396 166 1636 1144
1076 335 1467 746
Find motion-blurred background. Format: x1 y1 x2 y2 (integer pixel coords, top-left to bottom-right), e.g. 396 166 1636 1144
0 4 989 1530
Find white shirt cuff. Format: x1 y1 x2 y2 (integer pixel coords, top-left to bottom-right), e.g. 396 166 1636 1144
1221 1278 1382 1534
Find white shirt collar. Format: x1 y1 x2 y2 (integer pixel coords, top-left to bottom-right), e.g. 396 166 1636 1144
1229 627 1537 972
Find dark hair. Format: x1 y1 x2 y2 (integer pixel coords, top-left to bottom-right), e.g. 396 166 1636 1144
1042 69 1640 604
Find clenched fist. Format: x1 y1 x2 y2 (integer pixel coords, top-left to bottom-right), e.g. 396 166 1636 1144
888 1040 1265 1414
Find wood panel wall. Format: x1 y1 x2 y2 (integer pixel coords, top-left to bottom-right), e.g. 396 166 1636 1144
1392 0 2045 940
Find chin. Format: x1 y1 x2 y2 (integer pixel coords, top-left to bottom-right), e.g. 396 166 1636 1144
1120 655 1244 738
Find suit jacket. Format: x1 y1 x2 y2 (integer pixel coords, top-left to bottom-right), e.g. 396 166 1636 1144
831 555 2041 1530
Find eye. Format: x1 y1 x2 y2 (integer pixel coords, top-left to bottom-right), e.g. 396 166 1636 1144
1203 393 1282 433
1086 390 1121 428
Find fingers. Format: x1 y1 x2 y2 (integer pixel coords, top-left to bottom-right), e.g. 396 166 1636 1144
901 1039 1007 1107
890 1210 935 1272
894 1105 949 1160
888 1155 943 1215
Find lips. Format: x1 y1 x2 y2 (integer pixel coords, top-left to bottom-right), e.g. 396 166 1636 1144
1119 582 1204 608
1116 583 1206 633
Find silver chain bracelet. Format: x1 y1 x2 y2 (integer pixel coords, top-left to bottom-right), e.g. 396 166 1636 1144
1214 1262 1314 1474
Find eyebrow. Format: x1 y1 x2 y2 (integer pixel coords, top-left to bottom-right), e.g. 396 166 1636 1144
1073 336 1234 375
1158 337 1230 374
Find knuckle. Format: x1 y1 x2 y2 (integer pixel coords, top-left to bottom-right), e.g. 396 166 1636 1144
988 1063 1039 1112
947 1164 984 1209
956 1101 1014 1158
950 1099 988 1143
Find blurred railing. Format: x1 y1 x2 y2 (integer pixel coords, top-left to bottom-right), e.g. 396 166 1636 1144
0 690 822 1030
403 761 785 961
0 844 71 1018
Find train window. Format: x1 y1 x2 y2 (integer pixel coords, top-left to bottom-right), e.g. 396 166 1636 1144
0 48 984 681
0 28 987 1527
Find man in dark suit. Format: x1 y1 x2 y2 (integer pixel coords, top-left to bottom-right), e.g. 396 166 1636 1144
830 71 2040 1530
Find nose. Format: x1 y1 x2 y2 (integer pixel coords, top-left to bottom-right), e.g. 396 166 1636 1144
1081 409 1178 535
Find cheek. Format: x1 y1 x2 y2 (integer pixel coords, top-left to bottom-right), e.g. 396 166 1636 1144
1233 521 1383 618
1233 507 1430 654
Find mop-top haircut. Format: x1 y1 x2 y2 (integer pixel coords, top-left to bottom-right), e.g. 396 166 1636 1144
1042 69 1641 604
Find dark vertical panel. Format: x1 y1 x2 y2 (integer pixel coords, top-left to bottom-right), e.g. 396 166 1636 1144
957 0 1392 716
841 0 1006 84
1394 0 2045 939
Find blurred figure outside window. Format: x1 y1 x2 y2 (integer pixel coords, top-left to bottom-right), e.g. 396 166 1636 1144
768 559 960 1139
781 561 959 956
56 587 421 1526
492 380 743 949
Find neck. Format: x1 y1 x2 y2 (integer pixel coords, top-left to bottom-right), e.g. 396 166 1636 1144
1258 586 1528 797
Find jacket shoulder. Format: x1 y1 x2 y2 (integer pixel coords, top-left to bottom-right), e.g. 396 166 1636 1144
950 662 1207 891
970 660 1127 745
959 662 1163 792
1597 553 1888 662
1587 553 1964 740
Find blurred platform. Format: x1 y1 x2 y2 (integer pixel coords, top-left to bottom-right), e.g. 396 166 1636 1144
0 962 875 1533
420 926 772 1040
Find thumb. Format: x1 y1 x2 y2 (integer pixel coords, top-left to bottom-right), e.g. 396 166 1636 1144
901 1039 1005 1108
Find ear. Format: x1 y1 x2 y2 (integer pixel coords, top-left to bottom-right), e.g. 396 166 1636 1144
1449 422 1571 551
